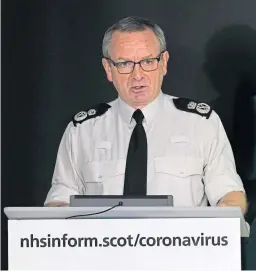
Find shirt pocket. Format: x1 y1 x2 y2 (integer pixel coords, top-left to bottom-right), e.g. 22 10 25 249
81 159 126 195
153 156 205 206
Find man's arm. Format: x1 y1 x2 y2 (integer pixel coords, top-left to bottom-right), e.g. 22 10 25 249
203 111 248 214
217 191 247 215
44 122 82 206
45 201 69 207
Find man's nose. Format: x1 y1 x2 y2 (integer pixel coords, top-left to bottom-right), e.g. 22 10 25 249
132 63 144 80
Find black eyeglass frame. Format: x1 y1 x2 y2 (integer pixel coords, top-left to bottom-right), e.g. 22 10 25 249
104 50 166 74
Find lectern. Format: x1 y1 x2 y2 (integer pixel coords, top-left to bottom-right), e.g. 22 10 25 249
4 206 249 270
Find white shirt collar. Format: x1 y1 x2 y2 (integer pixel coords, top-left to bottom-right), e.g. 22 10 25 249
117 90 164 127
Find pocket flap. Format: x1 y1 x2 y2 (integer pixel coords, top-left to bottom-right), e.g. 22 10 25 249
94 141 112 149
154 156 203 177
83 159 126 181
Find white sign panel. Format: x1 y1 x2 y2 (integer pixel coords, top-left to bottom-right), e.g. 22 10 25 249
8 218 240 270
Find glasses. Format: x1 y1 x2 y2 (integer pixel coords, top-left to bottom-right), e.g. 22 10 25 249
105 51 165 74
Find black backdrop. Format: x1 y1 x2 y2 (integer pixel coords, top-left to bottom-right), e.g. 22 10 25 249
2 0 256 269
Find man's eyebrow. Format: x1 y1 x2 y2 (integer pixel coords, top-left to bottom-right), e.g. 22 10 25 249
116 54 154 61
115 57 132 61
141 54 154 60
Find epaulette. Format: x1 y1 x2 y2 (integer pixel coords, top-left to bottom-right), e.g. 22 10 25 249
173 97 212 119
72 103 111 126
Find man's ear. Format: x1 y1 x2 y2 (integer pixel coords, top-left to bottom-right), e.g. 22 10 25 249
102 58 113 82
162 51 169 76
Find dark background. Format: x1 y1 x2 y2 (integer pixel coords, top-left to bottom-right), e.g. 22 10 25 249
2 0 256 269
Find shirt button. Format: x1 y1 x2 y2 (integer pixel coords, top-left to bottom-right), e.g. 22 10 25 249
98 175 103 179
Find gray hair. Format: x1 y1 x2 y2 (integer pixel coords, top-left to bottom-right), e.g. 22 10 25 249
102 16 167 58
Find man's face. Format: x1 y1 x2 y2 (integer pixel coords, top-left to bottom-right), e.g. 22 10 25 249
102 29 169 108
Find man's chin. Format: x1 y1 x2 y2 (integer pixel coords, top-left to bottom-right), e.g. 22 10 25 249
120 91 156 108
131 96 152 108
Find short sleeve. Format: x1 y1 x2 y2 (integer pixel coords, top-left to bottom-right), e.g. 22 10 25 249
203 111 245 206
44 122 83 205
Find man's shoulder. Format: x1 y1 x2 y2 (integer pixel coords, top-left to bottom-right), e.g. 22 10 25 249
163 94 223 134
71 99 118 127
165 94 213 119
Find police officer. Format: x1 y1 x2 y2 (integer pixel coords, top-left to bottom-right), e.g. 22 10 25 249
44 16 247 214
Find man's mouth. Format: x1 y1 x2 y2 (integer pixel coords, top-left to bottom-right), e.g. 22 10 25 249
131 86 147 91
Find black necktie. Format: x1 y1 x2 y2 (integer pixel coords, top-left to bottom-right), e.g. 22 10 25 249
123 109 147 196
